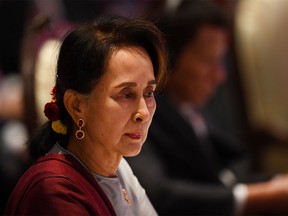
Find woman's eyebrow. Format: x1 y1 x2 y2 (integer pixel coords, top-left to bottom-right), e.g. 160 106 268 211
115 80 156 88
147 80 156 85
115 82 137 88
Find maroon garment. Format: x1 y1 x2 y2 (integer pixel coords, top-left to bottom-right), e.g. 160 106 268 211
5 153 116 216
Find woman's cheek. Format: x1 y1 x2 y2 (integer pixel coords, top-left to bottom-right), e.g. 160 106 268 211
148 98 157 114
112 96 133 108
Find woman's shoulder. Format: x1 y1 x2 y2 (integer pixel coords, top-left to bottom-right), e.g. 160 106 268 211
7 153 98 203
29 153 84 178
5 153 116 215
23 153 102 190
9 154 88 196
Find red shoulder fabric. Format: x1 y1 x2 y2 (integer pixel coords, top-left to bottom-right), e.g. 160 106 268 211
5 153 116 216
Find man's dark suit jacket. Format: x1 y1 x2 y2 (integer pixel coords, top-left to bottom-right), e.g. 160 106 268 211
127 93 251 215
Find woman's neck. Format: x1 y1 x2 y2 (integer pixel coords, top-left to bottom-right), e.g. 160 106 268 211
67 137 121 177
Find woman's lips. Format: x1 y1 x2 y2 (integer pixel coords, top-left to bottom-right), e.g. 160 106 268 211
126 133 142 139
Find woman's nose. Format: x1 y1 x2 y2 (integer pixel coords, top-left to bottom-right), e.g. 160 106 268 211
133 98 150 123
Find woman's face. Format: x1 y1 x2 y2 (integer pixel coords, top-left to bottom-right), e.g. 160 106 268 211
82 46 156 158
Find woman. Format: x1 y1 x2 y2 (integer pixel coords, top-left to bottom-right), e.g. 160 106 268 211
5 16 167 215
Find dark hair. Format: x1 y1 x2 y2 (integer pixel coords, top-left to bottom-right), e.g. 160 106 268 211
28 16 168 160
158 0 227 68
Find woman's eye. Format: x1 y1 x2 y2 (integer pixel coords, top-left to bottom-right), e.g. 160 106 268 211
145 91 155 98
123 92 135 99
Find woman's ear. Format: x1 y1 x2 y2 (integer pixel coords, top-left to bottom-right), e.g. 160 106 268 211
63 90 86 124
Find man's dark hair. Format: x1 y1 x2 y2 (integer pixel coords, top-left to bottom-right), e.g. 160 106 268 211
158 0 227 67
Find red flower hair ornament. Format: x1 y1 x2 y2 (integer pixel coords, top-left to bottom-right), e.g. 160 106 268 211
44 86 67 135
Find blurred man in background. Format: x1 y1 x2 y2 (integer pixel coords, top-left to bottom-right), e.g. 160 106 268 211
127 0 288 215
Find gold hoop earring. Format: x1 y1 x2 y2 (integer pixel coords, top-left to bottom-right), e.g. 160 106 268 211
75 119 85 140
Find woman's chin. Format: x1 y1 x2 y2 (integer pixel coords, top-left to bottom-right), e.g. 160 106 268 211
123 146 142 157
